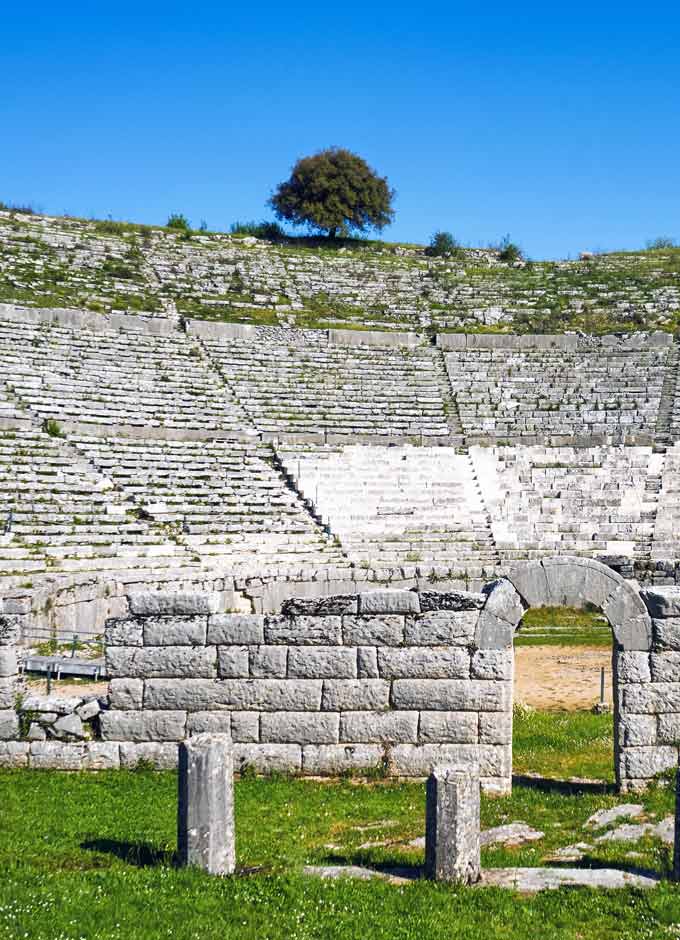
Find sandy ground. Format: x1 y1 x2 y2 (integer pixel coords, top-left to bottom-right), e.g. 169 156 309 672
24 646 611 712
514 645 612 710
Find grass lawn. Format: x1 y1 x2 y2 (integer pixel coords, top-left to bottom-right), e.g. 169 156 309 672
514 606 611 646
2 710 680 940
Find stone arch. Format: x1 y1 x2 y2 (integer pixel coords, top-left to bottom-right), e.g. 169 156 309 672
475 556 652 652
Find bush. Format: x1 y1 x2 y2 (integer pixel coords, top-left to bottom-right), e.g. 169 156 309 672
43 418 65 439
425 231 462 258
646 236 677 250
230 220 285 241
0 200 35 214
498 234 522 263
166 213 191 232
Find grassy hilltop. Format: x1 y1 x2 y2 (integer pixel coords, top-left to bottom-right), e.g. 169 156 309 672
1 207 679 334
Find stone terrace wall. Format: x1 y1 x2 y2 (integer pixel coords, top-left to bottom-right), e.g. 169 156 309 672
100 589 513 791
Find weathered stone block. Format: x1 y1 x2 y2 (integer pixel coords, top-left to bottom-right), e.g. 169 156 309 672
604 584 652 651
52 713 86 740
82 742 120 770
108 678 143 710
129 592 219 617
342 615 404 646
0 709 19 740
653 618 680 651
391 743 510 778
187 712 231 736
479 712 512 745
231 711 259 743
178 733 235 875
105 618 143 647
301 743 384 775
377 648 469 680
470 650 512 681
617 651 651 683
249 646 287 678
0 615 20 647
260 712 339 744
623 684 680 714
650 653 680 683
106 646 217 679
281 595 358 617
321 679 390 711
392 679 509 712
143 617 207 647
76 699 101 722
0 648 17 678
620 715 657 747
357 647 378 679
29 742 85 770
208 615 264 646
475 579 524 650
144 678 323 712
425 765 480 884
233 743 302 774
264 615 341 645
405 610 478 646
0 677 15 710
100 710 186 742
419 711 478 744
119 742 179 769
642 587 680 619
358 590 420 615
418 591 485 613
0 741 29 767
623 745 677 778
340 710 418 743
288 647 356 679
657 714 680 745
217 646 249 679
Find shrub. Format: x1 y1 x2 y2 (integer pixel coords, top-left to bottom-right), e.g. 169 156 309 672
425 231 462 258
646 236 677 250
498 234 522 263
43 418 65 438
230 220 285 241
166 213 191 232
269 147 395 238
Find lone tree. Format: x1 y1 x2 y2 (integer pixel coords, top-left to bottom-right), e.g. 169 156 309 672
269 147 395 238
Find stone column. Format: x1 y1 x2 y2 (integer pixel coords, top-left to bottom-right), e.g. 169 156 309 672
178 732 235 875
425 764 480 884
673 754 680 882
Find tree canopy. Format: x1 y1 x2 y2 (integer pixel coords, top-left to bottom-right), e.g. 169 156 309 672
269 147 395 238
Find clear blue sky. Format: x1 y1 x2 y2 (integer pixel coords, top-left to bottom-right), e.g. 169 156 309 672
2 1 679 259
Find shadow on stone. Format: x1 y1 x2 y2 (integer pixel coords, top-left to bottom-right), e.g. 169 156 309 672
512 774 616 796
81 838 177 868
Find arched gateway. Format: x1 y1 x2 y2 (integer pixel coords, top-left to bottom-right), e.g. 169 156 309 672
478 556 671 792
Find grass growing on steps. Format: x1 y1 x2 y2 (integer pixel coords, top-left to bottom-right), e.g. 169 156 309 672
2 710 680 939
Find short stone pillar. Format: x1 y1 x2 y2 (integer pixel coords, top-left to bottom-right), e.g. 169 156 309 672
425 764 481 884
673 754 680 882
178 733 235 875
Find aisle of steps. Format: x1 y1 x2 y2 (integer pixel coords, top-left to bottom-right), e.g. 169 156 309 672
652 443 680 560
0 428 190 591
276 443 500 579
471 444 664 564
72 436 347 574
661 344 680 446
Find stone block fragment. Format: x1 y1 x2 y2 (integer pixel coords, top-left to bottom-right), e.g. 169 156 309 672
392 679 509 712
0 709 19 740
419 711 478 744
233 743 301 775
623 684 680 714
29 742 86 770
624 746 677 779
405 610 478 646
51 713 86 740
478 712 512 745
642 587 680 619
358 591 420 615
342 615 404 646
425 764 481 884
418 591 485 613
217 646 249 679
0 741 29 767
178 733 235 875
617 652 651 683
340 710 418 744
143 617 207 647
288 647 356 679
249 646 287 678
105 618 143 648
264 615 342 645
0 615 20 647
657 715 680 745
100 710 186 742
620 715 657 747
377 647 469 680
119 742 179 769
357 647 378 679
108 678 143 710
0 648 17 678
231 711 259 743
129 592 219 617
650 653 680 683
76 699 101 721
208 615 264 645
653 618 680 651
301 744 385 775
0 677 16 710
106 646 217 679
392 743 509 778
321 679 390 711
260 712 339 744
82 742 120 770
470 650 512 681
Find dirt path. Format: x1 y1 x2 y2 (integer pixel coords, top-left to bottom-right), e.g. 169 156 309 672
514 645 612 710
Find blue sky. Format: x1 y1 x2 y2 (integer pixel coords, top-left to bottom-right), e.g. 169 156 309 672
2 1 679 259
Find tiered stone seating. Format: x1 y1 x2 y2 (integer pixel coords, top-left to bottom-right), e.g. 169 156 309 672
73 436 346 572
652 443 680 560
277 444 499 577
0 429 188 588
471 445 662 562
446 341 669 442
203 330 457 440
0 318 248 436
